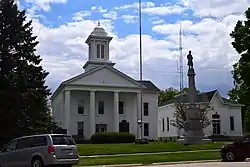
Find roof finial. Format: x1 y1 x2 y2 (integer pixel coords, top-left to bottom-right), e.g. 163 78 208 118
98 21 101 26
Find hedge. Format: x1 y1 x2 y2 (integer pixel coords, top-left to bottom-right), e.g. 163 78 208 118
90 132 136 144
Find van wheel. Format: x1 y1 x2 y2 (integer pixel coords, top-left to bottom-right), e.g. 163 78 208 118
31 157 44 167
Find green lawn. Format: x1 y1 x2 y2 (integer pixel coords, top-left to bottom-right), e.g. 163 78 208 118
76 150 221 166
77 141 227 156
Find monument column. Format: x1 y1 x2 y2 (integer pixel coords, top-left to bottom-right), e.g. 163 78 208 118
183 51 206 144
89 91 96 137
113 91 119 132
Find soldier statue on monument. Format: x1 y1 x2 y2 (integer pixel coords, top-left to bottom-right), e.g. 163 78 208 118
187 51 193 70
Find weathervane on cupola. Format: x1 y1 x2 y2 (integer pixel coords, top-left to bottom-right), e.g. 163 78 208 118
97 21 101 26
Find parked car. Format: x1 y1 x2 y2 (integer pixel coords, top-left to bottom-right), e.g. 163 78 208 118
0 134 79 167
220 135 250 162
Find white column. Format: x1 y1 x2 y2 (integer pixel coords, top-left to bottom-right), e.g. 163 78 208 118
133 94 138 136
113 91 119 132
64 90 71 135
89 91 96 137
137 92 142 139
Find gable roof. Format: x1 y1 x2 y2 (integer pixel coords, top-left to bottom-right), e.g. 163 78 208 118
63 65 143 87
136 80 160 92
159 89 242 107
51 65 160 100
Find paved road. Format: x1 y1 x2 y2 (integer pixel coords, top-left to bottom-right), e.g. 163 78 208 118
139 162 250 167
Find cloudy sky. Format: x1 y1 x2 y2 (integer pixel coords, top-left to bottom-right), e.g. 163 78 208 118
18 0 250 97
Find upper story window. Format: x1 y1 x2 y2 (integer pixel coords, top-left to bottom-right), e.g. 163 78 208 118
98 101 104 114
97 44 105 59
78 106 84 115
77 100 84 115
143 102 149 116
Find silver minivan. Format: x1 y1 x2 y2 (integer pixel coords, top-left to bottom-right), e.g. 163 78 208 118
0 134 79 167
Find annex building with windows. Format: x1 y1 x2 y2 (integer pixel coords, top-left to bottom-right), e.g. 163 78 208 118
158 90 244 140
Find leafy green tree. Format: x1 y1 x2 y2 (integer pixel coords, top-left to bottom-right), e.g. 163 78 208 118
0 0 53 146
228 7 250 132
158 87 199 105
158 87 179 105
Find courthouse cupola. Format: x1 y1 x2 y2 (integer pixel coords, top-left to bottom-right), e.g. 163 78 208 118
83 22 115 72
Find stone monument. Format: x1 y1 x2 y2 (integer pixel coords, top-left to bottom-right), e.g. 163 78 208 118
177 51 211 145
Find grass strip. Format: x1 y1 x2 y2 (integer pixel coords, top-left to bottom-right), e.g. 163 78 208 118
76 150 221 166
77 142 226 156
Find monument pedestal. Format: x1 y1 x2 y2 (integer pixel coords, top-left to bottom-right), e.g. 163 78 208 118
176 105 212 145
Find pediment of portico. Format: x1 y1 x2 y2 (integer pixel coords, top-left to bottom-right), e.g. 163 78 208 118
63 65 144 89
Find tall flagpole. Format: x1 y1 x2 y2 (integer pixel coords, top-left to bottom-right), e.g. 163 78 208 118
139 0 143 140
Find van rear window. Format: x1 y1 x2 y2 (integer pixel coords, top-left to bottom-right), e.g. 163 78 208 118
52 135 76 145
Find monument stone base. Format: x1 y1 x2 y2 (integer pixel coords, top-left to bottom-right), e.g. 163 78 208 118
176 136 212 145
176 130 212 144
176 105 212 145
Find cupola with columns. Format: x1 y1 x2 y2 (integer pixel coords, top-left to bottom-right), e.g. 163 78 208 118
83 22 115 72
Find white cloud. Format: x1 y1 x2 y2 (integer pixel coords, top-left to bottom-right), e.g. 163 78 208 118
143 5 187 15
120 15 138 23
148 16 165 25
103 11 118 20
152 14 246 71
91 6 108 13
72 11 92 21
114 1 155 10
182 0 250 17
152 19 165 25
24 0 67 11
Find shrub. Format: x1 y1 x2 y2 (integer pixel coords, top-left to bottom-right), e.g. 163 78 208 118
90 132 136 144
135 139 149 144
72 135 91 144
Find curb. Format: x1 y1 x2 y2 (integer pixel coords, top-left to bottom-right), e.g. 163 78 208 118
80 149 220 158
81 159 221 167
151 159 221 165
83 159 250 167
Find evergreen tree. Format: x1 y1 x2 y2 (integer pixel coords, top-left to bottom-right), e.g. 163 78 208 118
0 0 53 146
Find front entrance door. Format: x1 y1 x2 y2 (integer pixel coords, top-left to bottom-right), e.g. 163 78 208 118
119 120 129 133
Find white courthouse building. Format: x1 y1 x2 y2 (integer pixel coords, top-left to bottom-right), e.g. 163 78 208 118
51 24 160 140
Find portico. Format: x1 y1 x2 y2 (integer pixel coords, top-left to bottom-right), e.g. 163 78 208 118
62 88 142 139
